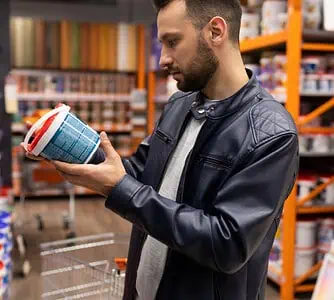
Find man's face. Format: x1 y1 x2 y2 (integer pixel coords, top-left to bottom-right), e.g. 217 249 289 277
157 0 219 92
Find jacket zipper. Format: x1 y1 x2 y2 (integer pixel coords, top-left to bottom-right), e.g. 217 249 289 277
214 273 221 300
175 149 193 204
154 112 192 298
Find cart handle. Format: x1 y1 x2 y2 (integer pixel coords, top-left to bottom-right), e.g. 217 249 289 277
114 257 127 271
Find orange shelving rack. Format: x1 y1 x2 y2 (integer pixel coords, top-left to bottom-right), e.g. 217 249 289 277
147 1 334 299
240 1 334 299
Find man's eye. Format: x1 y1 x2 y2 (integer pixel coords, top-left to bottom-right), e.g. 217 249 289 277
168 39 177 48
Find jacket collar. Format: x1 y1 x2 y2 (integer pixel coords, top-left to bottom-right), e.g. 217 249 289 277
190 68 260 120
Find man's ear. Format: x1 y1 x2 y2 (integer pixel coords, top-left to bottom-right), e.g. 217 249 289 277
208 16 228 45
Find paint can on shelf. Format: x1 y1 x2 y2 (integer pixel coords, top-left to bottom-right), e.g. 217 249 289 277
296 220 317 248
294 247 316 277
297 176 316 206
317 218 334 253
319 177 334 205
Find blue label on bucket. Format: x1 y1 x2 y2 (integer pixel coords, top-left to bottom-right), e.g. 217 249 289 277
41 113 100 164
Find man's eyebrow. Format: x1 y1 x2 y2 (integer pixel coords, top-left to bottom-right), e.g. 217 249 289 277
159 32 182 42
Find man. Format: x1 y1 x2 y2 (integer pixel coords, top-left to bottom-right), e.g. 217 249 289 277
24 0 299 299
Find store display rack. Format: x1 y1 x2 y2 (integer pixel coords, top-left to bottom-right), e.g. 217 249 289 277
9 21 148 197
239 2 334 300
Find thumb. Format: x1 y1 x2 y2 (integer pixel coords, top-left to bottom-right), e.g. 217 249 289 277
100 132 118 160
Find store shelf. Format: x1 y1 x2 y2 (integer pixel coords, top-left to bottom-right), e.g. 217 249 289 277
300 91 334 97
295 284 316 293
303 30 334 44
90 124 133 133
240 30 287 53
300 152 334 157
11 68 137 75
17 93 132 102
297 205 334 214
302 43 334 52
299 127 334 134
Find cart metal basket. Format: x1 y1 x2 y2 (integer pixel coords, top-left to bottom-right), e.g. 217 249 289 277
40 233 129 300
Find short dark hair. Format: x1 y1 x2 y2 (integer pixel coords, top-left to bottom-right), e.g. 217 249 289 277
153 0 242 44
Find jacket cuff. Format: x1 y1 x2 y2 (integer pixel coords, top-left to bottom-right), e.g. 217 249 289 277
88 148 105 164
105 174 143 219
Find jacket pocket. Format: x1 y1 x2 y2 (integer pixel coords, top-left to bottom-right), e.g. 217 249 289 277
155 128 172 144
199 155 232 170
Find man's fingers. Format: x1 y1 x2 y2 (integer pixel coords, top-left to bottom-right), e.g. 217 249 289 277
52 161 88 175
25 153 44 161
100 132 118 160
58 171 79 185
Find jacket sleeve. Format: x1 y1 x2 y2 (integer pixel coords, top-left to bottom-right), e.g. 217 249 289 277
105 132 298 274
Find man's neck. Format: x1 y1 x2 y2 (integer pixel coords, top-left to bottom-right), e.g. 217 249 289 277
201 51 249 100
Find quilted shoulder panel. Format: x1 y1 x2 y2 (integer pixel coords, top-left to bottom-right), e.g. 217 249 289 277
250 100 297 144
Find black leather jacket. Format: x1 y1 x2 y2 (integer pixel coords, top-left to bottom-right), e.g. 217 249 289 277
93 70 299 300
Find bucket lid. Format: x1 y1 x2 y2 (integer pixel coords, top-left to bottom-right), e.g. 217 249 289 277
23 104 70 155
295 247 317 254
297 220 317 228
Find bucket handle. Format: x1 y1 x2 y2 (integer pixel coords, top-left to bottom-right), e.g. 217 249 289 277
23 105 70 152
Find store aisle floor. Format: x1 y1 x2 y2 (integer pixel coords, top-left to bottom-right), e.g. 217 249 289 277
11 198 280 300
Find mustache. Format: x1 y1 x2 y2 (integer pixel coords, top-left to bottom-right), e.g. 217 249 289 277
167 68 181 74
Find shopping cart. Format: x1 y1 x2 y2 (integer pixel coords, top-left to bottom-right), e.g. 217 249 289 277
17 154 76 233
13 152 76 277
40 233 129 300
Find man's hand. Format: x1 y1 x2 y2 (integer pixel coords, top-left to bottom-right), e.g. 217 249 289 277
51 132 126 197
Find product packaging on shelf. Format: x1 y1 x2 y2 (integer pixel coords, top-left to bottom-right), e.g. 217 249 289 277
0 189 13 299
261 0 287 35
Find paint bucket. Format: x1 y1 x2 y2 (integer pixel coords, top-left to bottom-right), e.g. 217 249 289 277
296 220 317 248
295 247 316 277
317 218 334 252
320 177 334 205
297 176 316 206
23 104 100 164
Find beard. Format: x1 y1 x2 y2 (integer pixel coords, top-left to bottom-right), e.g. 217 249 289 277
174 32 219 92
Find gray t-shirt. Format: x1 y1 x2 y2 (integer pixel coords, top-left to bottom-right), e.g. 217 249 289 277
135 107 208 300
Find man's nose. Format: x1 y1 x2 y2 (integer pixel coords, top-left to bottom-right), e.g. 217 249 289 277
159 48 173 70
